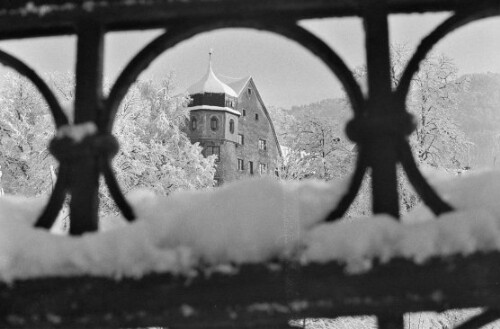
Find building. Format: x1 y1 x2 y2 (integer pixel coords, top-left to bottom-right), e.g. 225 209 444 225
185 54 282 185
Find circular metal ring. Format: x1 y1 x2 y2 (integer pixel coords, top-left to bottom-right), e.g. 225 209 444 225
104 19 364 132
396 3 500 104
391 3 500 217
0 48 69 128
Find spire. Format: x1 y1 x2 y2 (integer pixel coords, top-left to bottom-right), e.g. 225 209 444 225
187 51 238 97
209 48 213 64
208 48 214 73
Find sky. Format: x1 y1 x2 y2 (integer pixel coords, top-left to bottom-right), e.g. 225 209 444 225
1 13 500 109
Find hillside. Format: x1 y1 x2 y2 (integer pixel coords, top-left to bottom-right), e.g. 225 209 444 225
282 72 500 169
457 72 500 168
289 98 352 122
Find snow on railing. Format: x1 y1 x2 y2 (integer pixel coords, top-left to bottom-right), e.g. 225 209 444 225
1 170 500 283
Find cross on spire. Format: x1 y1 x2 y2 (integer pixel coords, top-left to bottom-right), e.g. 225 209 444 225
209 48 214 64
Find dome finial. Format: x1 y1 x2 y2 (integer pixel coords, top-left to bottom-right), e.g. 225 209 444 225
208 48 214 66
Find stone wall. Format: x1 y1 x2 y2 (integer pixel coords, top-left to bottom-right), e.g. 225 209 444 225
188 110 226 141
233 81 280 180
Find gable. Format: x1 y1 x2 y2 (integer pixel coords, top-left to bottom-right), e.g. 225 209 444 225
225 76 251 96
235 78 283 158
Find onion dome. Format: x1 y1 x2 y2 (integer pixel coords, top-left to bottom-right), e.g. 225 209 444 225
187 51 238 97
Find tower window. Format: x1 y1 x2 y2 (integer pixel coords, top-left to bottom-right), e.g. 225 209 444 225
229 119 235 134
238 134 244 145
238 159 244 171
190 117 197 131
258 139 267 151
242 109 246 116
210 117 219 131
247 88 252 96
255 113 259 121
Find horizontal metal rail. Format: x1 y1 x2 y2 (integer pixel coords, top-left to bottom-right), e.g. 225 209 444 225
0 0 496 39
3 253 500 328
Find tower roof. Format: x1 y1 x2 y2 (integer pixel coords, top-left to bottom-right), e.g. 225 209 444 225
187 52 238 97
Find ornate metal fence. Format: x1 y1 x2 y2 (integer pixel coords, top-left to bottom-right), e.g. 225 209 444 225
1 0 500 328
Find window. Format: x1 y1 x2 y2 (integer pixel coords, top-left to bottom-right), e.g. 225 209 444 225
237 134 244 145
190 117 197 131
242 109 246 116
229 119 235 134
225 99 234 108
249 161 254 175
205 146 220 162
247 88 252 96
275 167 279 177
259 163 267 175
258 139 267 151
210 117 218 131
255 113 259 121
238 159 244 171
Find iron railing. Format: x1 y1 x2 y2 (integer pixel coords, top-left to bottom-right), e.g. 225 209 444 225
1 0 500 328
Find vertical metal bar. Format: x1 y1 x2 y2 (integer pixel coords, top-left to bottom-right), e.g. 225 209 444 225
378 315 405 329
363 1 400 218
70 19 104 235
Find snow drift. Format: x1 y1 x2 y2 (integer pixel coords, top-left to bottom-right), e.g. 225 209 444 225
1 170 500 281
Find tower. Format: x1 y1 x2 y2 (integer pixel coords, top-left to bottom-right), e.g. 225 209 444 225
186 51 241 185
186 51 282 185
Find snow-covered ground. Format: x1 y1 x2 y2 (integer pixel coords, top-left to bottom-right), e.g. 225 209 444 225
1 169 500 281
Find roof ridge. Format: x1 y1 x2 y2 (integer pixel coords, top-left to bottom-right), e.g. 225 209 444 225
218 74 251 81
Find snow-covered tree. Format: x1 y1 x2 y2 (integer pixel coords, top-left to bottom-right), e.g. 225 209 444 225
109 78 216 206
269 104 355 181
407 53 471 169
285 113 353 180
0 72 215 218
0 72 56 196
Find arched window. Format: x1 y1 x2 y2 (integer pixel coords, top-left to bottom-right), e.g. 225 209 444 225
190 117 197 131
210 117 218 131
229 119 235 134
255 113 259 121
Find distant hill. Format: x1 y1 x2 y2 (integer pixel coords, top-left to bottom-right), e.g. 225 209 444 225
282 72 500 169
457 73 500 132
288 98 352 122
456 72 500 168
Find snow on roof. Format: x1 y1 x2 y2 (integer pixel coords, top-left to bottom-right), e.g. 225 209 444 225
221 75 252 96
187 105 241 116
186 60 238 98
2 170 500 281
